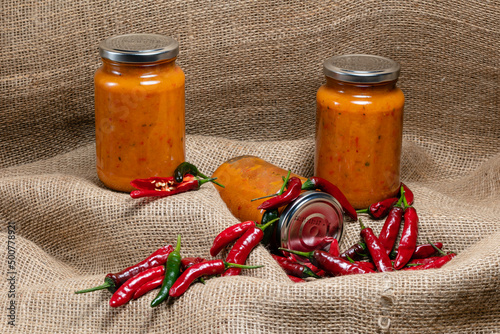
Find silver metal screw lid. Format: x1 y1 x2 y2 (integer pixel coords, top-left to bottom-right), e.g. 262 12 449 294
277 191 344 263
323 54 400 83
99 34 179 63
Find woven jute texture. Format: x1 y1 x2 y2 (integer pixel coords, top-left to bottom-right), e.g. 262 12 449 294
1 0 499 333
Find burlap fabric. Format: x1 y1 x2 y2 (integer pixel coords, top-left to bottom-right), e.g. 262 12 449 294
1 1 499 333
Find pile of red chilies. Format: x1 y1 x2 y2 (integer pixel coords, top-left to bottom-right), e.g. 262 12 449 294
278 185 456 281
76 165 456 305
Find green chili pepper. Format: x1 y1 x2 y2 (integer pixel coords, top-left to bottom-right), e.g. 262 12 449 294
260 209 279 247
150 235 182 307
174 162 225 188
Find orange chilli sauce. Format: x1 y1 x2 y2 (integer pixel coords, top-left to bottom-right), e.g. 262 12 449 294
315 77 404 209
95 58 185 192
212 156 306 223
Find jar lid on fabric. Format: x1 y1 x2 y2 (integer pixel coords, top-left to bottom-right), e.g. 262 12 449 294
323 54 400 83
99 34 179 63
277 191 344 263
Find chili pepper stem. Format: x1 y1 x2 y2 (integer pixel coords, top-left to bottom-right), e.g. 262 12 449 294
279 170 292 195
197 177 219 186
427 238 448 256
278 248 313 258
356 208 369 214
174 235 181 252
346 255 355 264
395 186 405 207
258 218 279 231
251 193 278 202
359 218 366 230
75 277 114 294
198 172 225 188
224 262 264 270
402 190 411 209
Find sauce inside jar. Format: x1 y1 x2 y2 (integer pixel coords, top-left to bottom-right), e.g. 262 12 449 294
95 34 185 192
212 155 305 223
315 55 404 209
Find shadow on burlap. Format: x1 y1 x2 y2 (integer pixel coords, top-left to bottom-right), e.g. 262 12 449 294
1 1 499 333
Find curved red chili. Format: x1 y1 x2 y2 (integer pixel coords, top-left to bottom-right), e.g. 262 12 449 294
403 253 456 271
222 227 263 276
354 261 376 272
272 255 321 278
394 198 419 270
133 275 164 300
169 260 263 297
130 174 217 199
378 189 405 254
281 248 375 276
359 219 394 272
339 242 368 261
109 265 165 307
257 177 302 210
301 177 357 220
390 243 444 260
356 183 414 219
210 221 257 257
75 244 173 294
357 197 398 220
222 218 278 277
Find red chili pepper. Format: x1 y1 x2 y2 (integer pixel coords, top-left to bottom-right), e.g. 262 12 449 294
393 196 419 270
359 219 394 272
344 254 378 272
222 218 278 276
406 256 445 266
109 265 165 307
130 174 217 199
357 197 398 220
301 177 357 220
280 248 375 276
210 221 257 257
272 255 321 278
390 243 444 260
329 238 340 257
287 275 306 283
356 183 414 219
355 261 376 272
403 253 456 271
257 177 302 210
75 244 174 294
169 260 263 297
378 187 405 254
132 275 164 300
339 242 368 261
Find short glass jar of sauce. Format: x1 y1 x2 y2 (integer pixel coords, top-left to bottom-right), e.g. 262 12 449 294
95 34 185 192
212 156 344 262
315 54 404 209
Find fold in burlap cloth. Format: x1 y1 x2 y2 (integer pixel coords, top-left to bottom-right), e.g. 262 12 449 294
1 1 499 333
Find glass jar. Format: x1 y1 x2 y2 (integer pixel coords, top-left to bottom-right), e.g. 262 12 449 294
95 34 185 192
212 156 344 262
315 54 404 209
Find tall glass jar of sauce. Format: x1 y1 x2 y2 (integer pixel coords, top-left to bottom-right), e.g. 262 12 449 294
95 34 185 192
315 55 404 209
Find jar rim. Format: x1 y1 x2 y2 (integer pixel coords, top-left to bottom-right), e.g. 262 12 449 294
323 54 400 83
99 34 179 63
